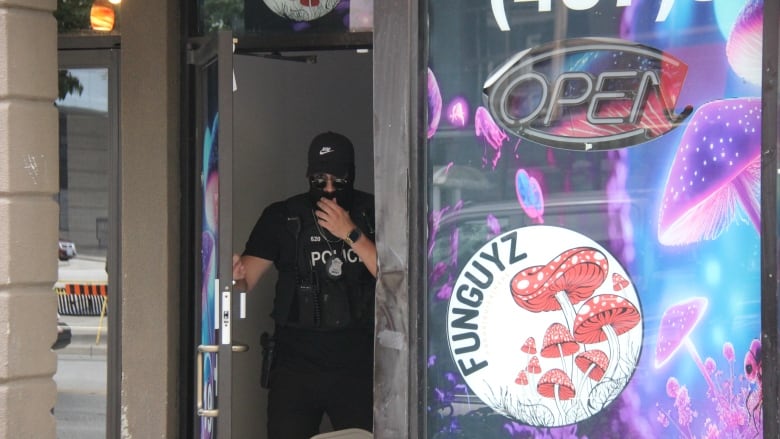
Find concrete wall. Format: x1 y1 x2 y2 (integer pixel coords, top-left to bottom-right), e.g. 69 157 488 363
373 0 419 435
0 0 59 438
119 0 180 436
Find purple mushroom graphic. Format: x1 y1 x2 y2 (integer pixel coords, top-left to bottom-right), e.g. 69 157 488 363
654 297 716 393
657 98 761 246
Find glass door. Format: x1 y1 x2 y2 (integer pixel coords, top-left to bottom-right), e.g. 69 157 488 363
55 47 120 439
191 30 247 439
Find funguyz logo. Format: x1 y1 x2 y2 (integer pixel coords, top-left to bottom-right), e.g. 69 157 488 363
483 38 692 151
447 226 642 427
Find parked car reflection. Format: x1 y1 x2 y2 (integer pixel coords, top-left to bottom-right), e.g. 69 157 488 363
53 317 71 350
58 239 77 261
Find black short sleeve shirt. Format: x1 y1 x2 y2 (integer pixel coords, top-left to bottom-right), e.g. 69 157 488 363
242 200 288 264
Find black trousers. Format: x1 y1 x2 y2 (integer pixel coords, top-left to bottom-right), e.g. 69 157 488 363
267 363 373 439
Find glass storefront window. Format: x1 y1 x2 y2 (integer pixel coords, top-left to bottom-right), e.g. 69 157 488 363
425 1 765 437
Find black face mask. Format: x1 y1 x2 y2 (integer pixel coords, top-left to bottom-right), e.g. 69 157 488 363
308 182 354 211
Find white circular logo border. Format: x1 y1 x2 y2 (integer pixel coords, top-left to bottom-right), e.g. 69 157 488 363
446 225 642 427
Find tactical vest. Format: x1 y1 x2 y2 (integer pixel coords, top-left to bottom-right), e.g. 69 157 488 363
271 192 376 330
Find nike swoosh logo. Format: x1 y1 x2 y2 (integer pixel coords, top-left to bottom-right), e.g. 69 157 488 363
319 146 334 155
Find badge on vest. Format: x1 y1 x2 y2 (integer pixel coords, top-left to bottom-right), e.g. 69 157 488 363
325 254 344 279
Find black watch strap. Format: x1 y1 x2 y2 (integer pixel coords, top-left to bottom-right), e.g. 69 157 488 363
345 228 362 245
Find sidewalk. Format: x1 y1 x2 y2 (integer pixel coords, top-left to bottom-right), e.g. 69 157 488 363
59 315 108 357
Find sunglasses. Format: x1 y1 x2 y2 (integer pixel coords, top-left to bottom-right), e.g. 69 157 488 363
309 174 350 190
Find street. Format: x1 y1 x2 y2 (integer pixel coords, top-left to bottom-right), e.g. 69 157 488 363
57 254 107 283
55 253 109 438
54 316 107 439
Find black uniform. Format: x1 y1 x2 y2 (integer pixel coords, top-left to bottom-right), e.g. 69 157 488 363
243 190 375 439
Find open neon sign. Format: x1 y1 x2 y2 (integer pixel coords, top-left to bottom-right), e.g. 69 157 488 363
483 38 692 151
491 0 713 31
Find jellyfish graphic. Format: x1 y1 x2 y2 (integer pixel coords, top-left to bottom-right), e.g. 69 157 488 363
486 214 501 239
447 97 469 128
726 0 763 87
658 98 761 246
427 68 442 139
515 168 544 223
475 106 508 170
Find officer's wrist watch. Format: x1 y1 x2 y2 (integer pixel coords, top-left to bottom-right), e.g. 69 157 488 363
344 228 362 245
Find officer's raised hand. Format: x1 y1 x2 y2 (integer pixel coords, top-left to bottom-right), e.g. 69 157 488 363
315 196 377 278
315 197 355 240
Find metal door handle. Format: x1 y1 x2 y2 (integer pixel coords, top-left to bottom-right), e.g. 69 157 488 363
196 343 249 418
231 343 249 353
197 345 220 417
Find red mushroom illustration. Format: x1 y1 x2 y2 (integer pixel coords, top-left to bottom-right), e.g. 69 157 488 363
654 297 716 394
537 368 576 416
524 356 542 391
522 336 537 356
657 97 761 246
515 370 529 386
521 336 537 364
575 349 609 390
573 294 640 378
526 355 542 375
510 247 609 329
612 273 629 291
541 322 580 371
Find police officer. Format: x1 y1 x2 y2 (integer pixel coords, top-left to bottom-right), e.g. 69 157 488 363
232 131 376 439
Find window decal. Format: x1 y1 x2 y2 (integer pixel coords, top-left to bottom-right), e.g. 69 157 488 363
446 226 642 427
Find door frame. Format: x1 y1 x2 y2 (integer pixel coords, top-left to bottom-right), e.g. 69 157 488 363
183 27 375 437
57 39 123 439
188 30 240 438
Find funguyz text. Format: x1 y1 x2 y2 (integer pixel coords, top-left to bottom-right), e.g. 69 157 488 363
448 230 527 377
483 38 692 151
